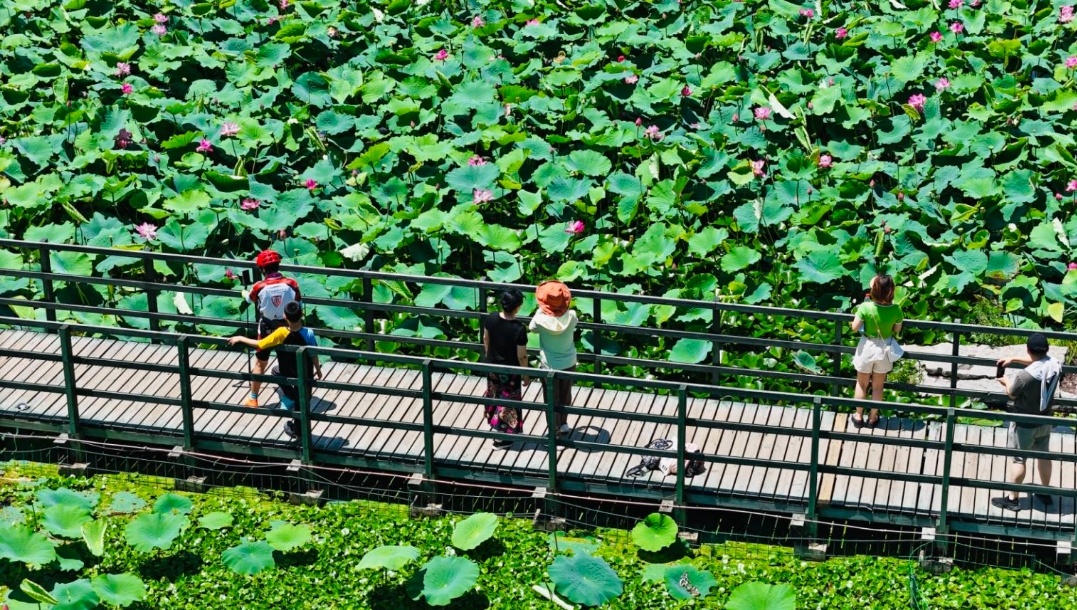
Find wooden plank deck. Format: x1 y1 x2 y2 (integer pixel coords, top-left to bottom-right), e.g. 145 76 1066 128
0 329 1074 531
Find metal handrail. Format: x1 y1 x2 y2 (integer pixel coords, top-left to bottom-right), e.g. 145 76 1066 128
2 238 1076 413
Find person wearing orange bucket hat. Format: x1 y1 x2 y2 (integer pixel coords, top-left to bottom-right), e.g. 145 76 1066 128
529 280 578 436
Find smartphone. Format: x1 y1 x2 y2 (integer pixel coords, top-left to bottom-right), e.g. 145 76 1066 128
996 364 1006 378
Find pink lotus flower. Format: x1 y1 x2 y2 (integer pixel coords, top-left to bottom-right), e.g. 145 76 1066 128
732 113 739 122
305 179 317 190
935 78 951 91
949 21 963 34
121 83 133 95
681 85 692 96
434 49 449 61
751 160 766 177
225 269 235 280
115 62 131 76
644 125 661 140
473 189 493 204
818 154 832 169
565 220 585 235
1056 193 1064 200
280 0 289 8
1067 56 1077 69
468 155 486 166
196 139 213 153
220 122 240 137
908 94 927 111
635 117 643 126
617 55 625 62
624 75 638 84
472 16 484 27
1067 180 1077 192
1069 262 1077 271
835 27 848 39
799 8 814 18
754 106 771 120
1061 6 1074 22
930 31 943 43
154 13 168 23
948 0 962 8
526 19 540 26
135 223 157 240
151 25 167 36
241 198 260 211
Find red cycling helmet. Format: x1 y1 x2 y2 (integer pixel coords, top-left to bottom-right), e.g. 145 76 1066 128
255 250 282 268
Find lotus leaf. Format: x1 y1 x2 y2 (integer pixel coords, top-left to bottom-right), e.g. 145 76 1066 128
415 556 480 606
42 505 92 539
125 513 188 553
725 581 796 610
153 493 193 515
668 339 711 365
197 512 234 531
36 488 98 512
0 525 57 566
266 522 312 552
357 545 420 571
451 513 498 551
548 553 624 607
50 579 98 610
665 564 717 600
631 513 679 552
82 520 107 557
222 540 276 575
91 573 146 607
106 492 147 514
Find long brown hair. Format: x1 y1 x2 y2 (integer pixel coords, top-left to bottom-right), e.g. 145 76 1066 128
870 274 895 305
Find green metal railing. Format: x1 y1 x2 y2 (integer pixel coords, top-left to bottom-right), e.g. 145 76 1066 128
1 315 1076 546
1 238 1075 412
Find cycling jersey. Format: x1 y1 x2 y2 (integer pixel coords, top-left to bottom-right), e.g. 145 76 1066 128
249 273 301 321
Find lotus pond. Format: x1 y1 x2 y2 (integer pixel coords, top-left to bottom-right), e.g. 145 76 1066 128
0 465 1074 609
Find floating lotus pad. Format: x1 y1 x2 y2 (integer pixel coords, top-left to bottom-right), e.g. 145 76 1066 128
416 556 480 606
631 513 678 552
725 582 797 610
223 540 276 575
0 525 57 566
664 564 717 600
266 522 312 552
548 553 624 607
92 573 146 608
357 545 421 571
197 512 234 531
124 513 188 553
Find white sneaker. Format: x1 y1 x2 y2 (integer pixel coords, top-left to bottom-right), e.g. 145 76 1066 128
559 424 572 435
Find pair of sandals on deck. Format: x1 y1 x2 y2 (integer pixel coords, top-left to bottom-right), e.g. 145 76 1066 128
850 414 881 429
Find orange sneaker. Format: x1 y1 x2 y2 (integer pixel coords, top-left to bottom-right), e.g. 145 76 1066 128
243 397 259 408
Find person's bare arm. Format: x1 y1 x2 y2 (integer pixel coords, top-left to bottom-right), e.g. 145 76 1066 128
228 336 259 348
997 375 1015 398
851 315 864 333
998 355 1033 368
312 355 322 380
892 322 902 336
483 328 490 358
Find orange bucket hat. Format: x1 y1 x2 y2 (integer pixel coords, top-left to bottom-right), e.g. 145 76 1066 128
536 281 571 316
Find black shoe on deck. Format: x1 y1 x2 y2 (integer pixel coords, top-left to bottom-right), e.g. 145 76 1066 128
492 439 513 449
991 496 1021 512
1035 493 1053 507
283 420 298 440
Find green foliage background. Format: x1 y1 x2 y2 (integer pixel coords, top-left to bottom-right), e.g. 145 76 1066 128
2 469 1076 609
2 0 1077 347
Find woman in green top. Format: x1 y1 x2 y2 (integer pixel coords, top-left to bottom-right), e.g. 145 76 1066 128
850 274 903 428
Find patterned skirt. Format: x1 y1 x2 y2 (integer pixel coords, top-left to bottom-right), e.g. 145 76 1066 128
484 372 524 434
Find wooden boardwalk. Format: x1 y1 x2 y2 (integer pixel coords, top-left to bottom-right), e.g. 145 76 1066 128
0 329 1074 532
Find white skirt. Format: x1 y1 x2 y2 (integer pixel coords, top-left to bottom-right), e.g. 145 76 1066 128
852 336 894 374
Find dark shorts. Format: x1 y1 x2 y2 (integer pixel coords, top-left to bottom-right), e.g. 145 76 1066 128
541 365 575 415
255 317 287 361
1007 422 1051 465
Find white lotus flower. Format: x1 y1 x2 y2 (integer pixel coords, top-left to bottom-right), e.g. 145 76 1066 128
173 293 193 315
372 8 383 22
340 242 370 262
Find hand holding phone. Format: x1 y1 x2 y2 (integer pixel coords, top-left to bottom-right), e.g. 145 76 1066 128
996 364 1006 379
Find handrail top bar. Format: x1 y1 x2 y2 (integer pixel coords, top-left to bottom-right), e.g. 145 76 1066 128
6 239 1077 341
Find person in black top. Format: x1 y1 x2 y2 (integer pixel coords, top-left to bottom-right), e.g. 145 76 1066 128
481 290 529 449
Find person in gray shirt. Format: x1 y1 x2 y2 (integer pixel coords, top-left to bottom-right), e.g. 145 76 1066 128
991 333 1062 512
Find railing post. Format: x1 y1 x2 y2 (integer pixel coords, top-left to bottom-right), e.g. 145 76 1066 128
296 347 313 464
545 370 558 493
807 397 822 536
936 408 956 549
675 384 687 520
478 287 488 313
710 307 721 385
831 322 843 395
144 258 160 338
58 325 79 436
422 359 435 480
949 319 961 409
361 276 375 352
592 297 602 378
177 337 195 451
39 244 56 322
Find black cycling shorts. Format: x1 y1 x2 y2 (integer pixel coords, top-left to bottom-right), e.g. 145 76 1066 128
255 317 287 361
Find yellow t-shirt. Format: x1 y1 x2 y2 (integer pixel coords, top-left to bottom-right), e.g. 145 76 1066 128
257 326 291 351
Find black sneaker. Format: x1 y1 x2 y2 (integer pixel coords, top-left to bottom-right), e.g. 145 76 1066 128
1035 493 1054 507
283 420 298 439
991 496 1021 512
492 440 513 449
